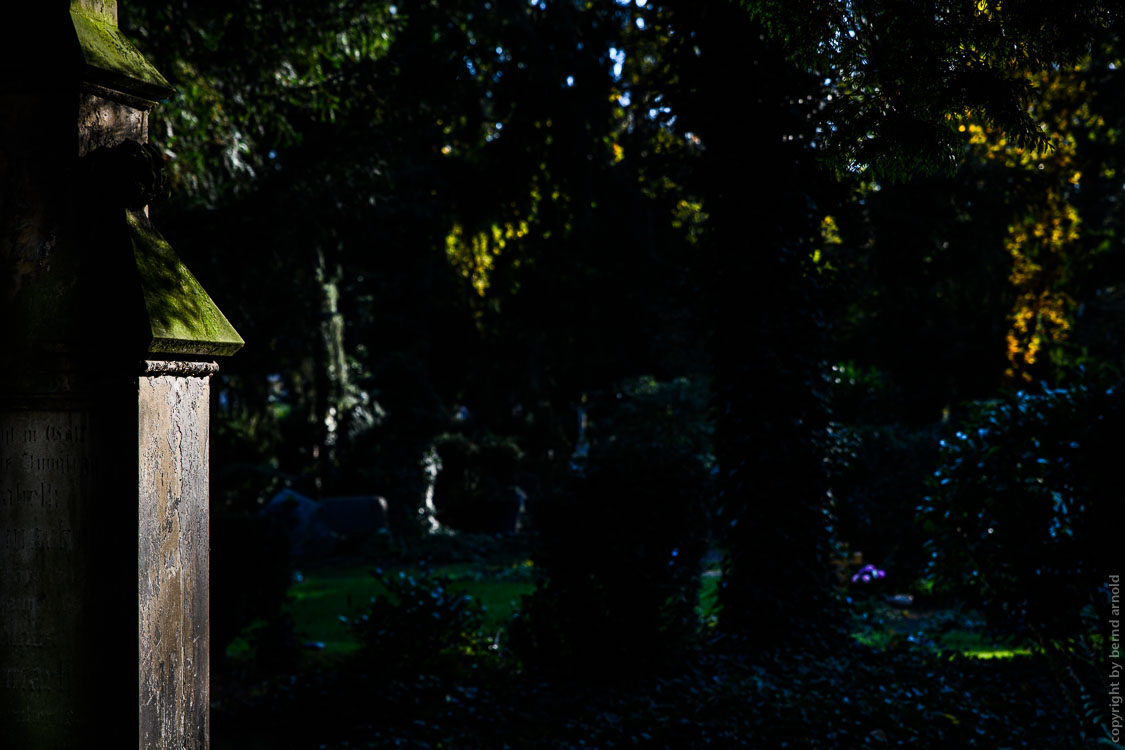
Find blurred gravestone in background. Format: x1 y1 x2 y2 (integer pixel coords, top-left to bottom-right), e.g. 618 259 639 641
260 489 388 562
0 2 241 748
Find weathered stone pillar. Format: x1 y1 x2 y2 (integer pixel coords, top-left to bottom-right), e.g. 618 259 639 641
1 2 242 748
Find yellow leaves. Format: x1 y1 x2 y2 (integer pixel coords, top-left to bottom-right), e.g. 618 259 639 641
955 64 1104 383
445 180 544 299
975 0 1000 15
808 217 842 275
444 223 492 297
445 219 533 297
1004 290 1073 379
957 68 1101 172
959 122 990 147
671 199 708 245
820 215 842 246
612 142 625 163
672 199 704 226
1003 191 1080 381
650 127 678 155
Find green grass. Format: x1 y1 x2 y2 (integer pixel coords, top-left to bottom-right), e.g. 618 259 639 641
232 559 1030 664
848 602 1036 659
698 570 721 624
233 557 723 660
849 628 1034 657
935 629 1035 659
274 562 538 657
289 568 384 654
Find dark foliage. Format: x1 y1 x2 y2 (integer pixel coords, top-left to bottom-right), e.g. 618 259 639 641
213 628 1090 749
346 569 490 678
209 512 293 665
661 2 843 644
747 0 1121 177
832 174 1015 422
919 379 1123 743
921 381 1119 640
829 423 939 587
511 377 712 678
825 363 942 586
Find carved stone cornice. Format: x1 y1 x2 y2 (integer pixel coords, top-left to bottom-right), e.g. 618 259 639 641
140 360 219 378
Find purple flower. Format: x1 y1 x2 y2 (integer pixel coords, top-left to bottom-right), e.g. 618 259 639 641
851 564 886 584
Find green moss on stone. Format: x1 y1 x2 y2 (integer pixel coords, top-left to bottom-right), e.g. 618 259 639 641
71 6 172 102
129 210 244 357
70 0 117 25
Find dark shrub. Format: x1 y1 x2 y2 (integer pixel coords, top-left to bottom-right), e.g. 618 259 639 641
826 362 941 590
918 380 1122 744
347 569 488 678
919 382 1118 639
510 376 713 678
210 512 295 672
828 421 940 588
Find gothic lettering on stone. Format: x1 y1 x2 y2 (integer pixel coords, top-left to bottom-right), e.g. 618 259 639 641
0 411 90 727
3 663 72 692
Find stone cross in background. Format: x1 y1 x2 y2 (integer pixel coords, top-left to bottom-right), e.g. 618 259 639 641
1 2 243 747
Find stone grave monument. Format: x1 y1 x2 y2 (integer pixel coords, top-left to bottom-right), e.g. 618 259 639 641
1 2 243 747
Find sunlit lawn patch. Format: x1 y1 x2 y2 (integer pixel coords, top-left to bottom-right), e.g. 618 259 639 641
850 627 1035 657
849 600 1037 659
289 569 384 655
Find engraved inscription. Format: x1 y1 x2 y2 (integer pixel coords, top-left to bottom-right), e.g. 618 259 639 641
0 525 74 553
1 410 91 730
3 663 72 692
1 417 92 509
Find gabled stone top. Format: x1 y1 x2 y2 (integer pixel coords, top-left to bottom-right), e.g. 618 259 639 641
70 0 173 104
129 210 245 357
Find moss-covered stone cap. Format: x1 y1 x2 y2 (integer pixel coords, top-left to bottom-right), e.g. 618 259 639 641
129 210 244 357
71 0 173 103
